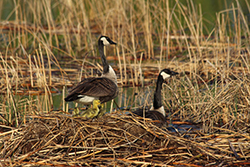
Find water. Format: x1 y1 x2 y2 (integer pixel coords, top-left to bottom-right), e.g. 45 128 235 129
52 86 155 113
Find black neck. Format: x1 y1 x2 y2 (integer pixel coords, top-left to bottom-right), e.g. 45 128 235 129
153 74 164 109
98 41 109 74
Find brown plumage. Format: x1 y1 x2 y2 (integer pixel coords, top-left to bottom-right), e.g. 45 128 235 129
65 36 118 108
132 108 167 127
65 77 118 104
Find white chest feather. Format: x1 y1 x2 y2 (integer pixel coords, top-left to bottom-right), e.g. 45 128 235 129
150 106 165 116
76 95 98 105
102 66 117 84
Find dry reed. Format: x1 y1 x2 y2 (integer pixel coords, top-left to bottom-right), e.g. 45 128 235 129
0 0 250 165
1 113 249 166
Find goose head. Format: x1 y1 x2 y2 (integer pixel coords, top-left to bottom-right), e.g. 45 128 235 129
99 36 117 46
93 99 102 110
160 69 179 80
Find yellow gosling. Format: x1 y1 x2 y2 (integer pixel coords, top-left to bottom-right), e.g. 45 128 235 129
96 103 105 118
80 100 103 119
73 107 80 116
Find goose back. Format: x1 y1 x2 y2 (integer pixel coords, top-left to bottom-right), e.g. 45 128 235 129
65 77 118 104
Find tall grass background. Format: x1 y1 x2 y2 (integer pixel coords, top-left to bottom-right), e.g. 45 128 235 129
0 0 249 132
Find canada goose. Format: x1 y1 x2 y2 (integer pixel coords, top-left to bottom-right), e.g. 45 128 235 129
74 100 104 118
131 69 178 126
65 36 118 113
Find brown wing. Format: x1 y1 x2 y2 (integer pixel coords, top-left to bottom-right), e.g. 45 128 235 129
65 77 117 102
130 107 166 127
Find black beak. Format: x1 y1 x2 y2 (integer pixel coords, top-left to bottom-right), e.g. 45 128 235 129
110 41 116 45
108 38 117 45
171 71 179 76
163 70 179 84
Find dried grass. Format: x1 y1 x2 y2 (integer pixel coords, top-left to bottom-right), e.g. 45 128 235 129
1 113 249 166
0 0 250 165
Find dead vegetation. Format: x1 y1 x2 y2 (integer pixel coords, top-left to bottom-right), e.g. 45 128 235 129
1 113 250 166
0 0 250 166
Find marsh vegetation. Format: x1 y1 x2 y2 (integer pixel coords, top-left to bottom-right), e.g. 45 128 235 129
0 0 250 166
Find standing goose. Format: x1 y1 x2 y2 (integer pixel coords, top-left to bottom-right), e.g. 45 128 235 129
65 36 118 110
131 69 178 126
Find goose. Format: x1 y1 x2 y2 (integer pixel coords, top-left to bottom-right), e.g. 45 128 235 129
73 100 104 118
131 69 178 126
65 36 118 114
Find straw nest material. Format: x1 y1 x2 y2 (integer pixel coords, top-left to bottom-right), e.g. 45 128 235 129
1 112 250 166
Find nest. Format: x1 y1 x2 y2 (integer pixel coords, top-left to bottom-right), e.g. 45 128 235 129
1 113 250 166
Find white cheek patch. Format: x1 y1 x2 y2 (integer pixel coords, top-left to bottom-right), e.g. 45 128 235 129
161 72 171 79
100 37 110 46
